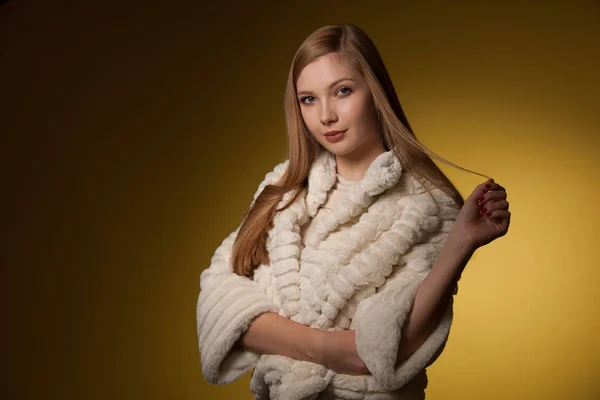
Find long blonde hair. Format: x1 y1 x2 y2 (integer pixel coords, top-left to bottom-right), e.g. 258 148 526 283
231 24 487 277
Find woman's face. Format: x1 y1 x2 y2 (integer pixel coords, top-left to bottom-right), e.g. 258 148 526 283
296 52 381 158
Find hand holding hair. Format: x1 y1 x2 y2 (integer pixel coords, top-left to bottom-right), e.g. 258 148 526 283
450 178 511 251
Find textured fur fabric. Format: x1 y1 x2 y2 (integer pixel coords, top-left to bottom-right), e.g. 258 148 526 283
197 149 461 399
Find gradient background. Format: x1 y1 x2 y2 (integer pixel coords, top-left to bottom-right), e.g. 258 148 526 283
3 1 599 399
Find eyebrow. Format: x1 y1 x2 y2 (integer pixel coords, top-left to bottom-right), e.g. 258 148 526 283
296 77 355 96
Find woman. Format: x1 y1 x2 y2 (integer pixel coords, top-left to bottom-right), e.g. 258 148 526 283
197 24 510 399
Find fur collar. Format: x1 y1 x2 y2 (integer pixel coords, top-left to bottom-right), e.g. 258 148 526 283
257 148 444 329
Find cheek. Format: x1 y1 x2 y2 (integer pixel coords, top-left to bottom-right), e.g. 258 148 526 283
341 98 372 127
300 108 321 138
299 107 311 124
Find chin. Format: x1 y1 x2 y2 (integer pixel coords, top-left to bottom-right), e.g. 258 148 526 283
317 139 353 155
320 144 346 155
324 143 361 157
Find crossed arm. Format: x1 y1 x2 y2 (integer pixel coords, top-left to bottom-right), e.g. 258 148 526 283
237 231 474 375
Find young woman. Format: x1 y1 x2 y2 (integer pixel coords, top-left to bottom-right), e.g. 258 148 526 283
197 24 510 399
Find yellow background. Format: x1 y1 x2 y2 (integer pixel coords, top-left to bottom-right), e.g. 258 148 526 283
3 1 599 399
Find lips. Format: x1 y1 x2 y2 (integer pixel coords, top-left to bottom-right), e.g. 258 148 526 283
324 129 346 143
324 129 346 136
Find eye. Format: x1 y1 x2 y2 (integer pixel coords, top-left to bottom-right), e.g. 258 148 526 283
298 87 352 105
299 96 315 104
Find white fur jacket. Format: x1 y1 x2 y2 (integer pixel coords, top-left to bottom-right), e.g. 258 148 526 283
197 149 461 399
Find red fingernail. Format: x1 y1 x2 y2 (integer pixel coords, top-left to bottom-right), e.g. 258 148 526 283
477 196 484 202
485 184 492 189
480 208 487 214
486 212 492 217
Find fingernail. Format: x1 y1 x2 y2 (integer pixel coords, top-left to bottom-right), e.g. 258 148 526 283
486 211 492 217
480 208 487 214
477 196 484 202
485 184 492 189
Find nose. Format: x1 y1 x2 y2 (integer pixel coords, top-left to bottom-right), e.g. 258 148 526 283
319 100 338 125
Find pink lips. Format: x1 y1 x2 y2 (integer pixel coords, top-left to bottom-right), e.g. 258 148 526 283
324 129 346 143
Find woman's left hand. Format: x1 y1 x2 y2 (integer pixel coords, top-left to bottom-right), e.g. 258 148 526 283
452 178 511 251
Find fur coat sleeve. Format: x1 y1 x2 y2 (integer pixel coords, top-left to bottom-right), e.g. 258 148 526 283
195 161 288 385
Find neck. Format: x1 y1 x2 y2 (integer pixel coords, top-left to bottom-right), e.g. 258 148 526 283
334 140 387 181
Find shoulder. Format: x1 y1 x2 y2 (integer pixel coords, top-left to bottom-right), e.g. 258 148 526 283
393 171 461 220
252 159 290 201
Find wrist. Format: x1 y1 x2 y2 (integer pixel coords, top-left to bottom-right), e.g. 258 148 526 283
436 231 476 281
307 328 329 365
446 229 477 257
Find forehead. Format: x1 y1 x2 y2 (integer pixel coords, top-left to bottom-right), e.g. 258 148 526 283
296 53 356 91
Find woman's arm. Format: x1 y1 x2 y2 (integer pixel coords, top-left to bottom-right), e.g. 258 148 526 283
237 312 325 364
330 179 509 387
396 178 510 364
395 231 473 364
239 312 372 375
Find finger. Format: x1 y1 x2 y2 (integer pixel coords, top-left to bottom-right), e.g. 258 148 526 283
485 182 506 192
477 190 507 206
470 178 496 201
482 200 509 213
479 197 509 212
486 209 511 219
